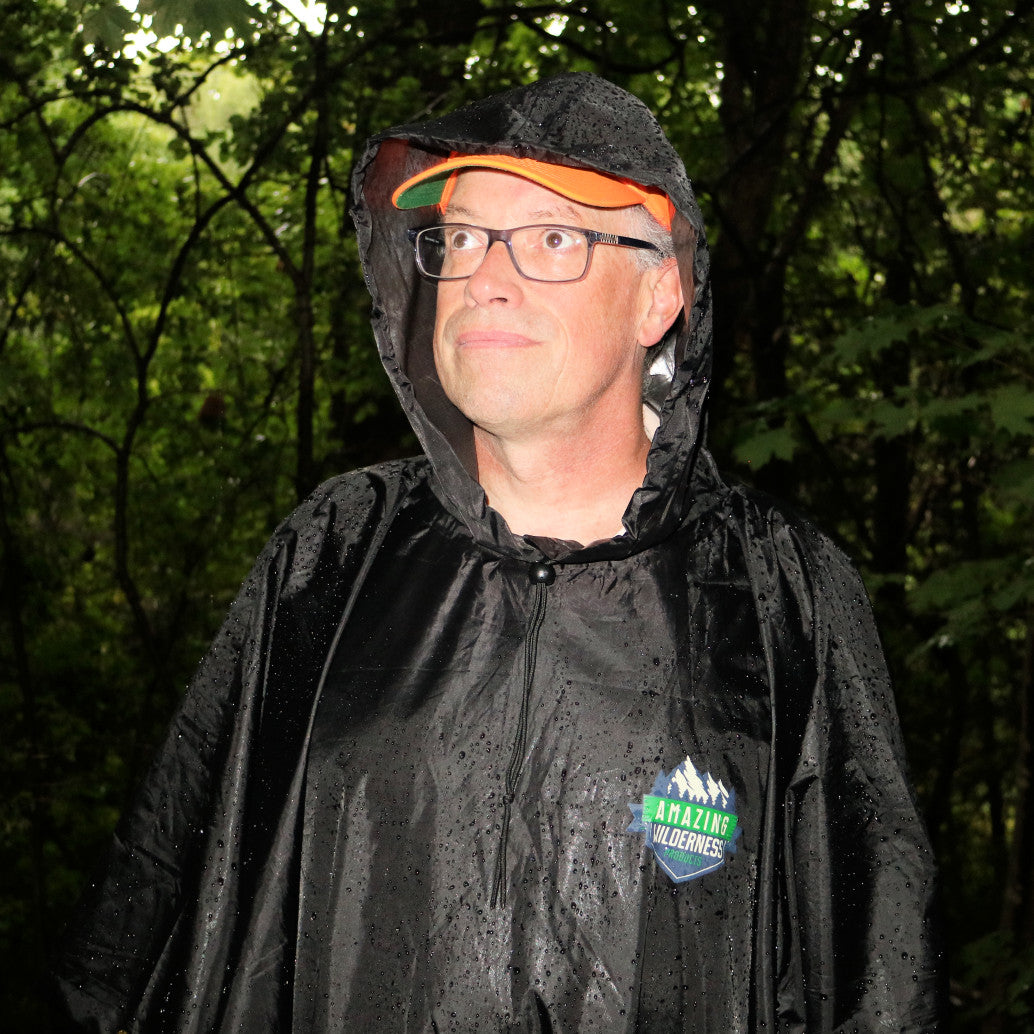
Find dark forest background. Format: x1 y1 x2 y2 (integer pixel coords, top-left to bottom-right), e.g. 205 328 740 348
1 0 1032 1028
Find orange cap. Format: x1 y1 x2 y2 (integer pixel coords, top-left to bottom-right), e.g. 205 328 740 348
391 154 674 230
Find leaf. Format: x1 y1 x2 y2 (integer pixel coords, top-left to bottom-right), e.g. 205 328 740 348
990 568 1034 612
731 426 797 468
78 3 136 50
915 392 986 438
959 327 1028 366
135 0 256 40
829 304 957 363
909 559 1011 613
992 459 1034 503
829 316 905 363
988 384 1034 437
865 397 913 439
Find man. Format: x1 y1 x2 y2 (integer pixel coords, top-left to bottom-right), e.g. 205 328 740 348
54 74 943 1031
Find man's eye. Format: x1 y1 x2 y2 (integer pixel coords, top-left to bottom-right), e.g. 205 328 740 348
448 229 479 250
542 228 575 250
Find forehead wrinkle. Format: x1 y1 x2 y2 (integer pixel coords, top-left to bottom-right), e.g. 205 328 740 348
528 201 591 223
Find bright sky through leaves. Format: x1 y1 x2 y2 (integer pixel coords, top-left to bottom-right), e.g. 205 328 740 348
116 0 327 56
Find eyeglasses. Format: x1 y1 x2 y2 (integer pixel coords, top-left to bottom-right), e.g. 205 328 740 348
408 223 661 284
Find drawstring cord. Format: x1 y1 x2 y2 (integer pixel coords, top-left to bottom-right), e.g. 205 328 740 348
491 579 548 908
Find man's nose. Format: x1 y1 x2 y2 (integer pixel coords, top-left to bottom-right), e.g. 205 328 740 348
464 240 524 307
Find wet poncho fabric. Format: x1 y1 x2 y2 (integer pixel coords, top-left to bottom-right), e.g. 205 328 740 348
54 74 943 1032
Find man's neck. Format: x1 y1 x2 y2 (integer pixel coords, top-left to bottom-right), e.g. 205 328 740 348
473 417 651 545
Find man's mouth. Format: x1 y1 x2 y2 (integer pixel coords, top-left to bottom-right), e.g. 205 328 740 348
455 329 539 349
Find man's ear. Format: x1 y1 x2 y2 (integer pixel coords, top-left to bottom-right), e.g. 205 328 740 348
637 259 684 348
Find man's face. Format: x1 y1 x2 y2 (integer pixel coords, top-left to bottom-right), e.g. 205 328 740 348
432 169 668 446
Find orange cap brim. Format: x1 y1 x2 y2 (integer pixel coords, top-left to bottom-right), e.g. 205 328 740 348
391 154 674 231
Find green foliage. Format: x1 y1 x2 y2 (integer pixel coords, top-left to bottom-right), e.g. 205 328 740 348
958 931 1034 1031
2 1 1033 1030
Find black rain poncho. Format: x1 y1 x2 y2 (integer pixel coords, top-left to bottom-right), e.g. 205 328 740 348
54 73 943 1032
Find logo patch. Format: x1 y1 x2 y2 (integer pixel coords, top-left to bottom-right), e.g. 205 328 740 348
626 755 741 883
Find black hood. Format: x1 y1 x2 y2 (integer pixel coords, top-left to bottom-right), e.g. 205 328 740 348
351 73 714 562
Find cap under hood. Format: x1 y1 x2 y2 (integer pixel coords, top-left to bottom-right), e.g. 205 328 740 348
350 73 714 562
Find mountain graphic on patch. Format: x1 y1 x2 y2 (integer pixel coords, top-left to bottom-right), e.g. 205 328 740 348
626 755 741 883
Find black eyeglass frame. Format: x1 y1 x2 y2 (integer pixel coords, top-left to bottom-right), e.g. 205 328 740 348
407 223 662 284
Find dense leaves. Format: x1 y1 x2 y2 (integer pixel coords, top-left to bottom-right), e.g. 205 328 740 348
1 0 1032 1028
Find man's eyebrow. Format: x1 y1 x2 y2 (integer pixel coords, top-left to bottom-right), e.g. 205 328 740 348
443 203 478 220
